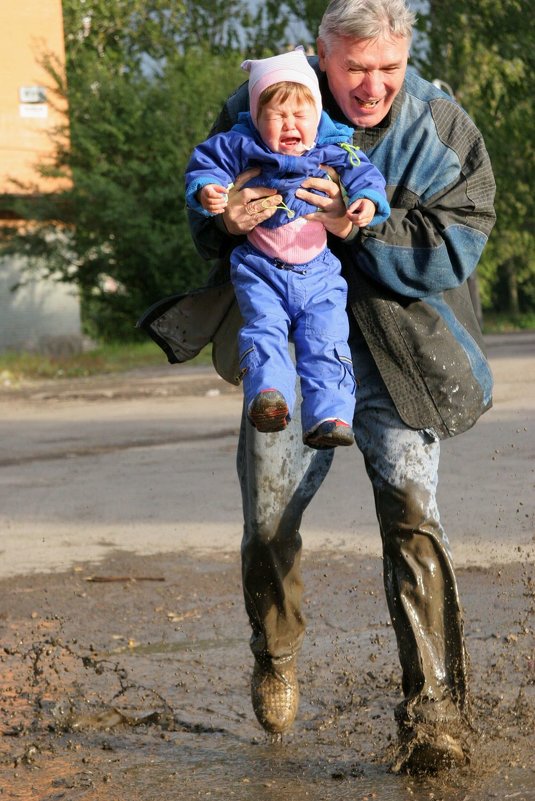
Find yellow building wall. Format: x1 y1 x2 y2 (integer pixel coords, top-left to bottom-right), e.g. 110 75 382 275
0 0 70 195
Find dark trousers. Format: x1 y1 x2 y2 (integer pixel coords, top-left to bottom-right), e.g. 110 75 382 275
237 336 467 724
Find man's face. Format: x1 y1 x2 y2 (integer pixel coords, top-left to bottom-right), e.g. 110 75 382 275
317 34 409 128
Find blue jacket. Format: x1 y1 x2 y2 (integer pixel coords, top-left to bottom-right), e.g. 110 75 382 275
185 111 390 228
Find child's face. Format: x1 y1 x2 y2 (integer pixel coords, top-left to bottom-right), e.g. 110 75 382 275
257 95 318 156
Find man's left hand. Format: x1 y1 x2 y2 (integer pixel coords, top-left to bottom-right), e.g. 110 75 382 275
296 166 353 239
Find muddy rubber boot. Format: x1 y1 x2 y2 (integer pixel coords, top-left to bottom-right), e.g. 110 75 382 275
251 659 299 736
248 390 289 433
391 697 470 774
392 727 468 774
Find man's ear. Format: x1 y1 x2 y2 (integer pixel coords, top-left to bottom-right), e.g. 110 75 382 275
316 38 327 70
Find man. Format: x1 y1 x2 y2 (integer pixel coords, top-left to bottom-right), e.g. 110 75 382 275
139 0 496 774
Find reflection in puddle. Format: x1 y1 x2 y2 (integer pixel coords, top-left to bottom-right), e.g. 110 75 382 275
2 735 535 801
118 739 535 801
107 636 244 657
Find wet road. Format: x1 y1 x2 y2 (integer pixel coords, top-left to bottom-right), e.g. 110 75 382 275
0 332 533 799
0 332 533 577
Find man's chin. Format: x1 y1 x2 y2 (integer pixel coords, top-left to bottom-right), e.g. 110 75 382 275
349 101 387 128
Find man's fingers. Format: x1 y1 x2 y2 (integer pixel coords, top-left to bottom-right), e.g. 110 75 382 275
300 176 339 198
320 163 340 183
231 167 262 192
244 195 282 216
230 168 281 205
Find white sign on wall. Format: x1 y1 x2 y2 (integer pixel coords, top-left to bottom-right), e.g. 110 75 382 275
19 104 48 118
19 86 47 103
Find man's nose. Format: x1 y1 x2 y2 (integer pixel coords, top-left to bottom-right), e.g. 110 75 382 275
361 70 383 97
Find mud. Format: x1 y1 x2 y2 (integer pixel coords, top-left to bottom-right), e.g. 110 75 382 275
1 549 534 800
1 333 534 798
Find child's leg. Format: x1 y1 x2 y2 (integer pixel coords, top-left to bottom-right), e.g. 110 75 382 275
231 245 297 417
293 250 356 439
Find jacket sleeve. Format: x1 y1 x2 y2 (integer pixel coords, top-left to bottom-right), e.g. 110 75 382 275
187 84 250 261
338 149 390 226
185 134 242 215
350 101 496 298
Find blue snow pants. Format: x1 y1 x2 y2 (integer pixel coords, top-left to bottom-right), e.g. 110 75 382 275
230 241 356 434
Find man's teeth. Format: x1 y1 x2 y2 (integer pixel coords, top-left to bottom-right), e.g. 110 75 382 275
358 99 380 108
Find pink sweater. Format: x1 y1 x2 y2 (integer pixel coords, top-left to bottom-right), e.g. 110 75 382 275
248 217 326 265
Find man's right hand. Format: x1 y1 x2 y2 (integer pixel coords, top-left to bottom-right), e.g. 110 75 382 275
222 168 282 235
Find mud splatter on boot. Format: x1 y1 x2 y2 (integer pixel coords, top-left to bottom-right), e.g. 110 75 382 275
251 658 299 735
391 695 471 774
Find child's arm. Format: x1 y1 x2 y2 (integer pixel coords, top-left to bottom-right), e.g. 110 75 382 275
185 131 240 216
199 184 229 215
336 147 390 227
346 197 377 228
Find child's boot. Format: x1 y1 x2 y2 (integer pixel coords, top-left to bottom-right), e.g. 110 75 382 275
303 418 354 449
248 389 289 433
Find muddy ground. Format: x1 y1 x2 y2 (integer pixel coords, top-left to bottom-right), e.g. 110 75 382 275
1 550 534 800
0 333 534 799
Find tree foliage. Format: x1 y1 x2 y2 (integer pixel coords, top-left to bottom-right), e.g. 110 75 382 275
414 0 534 313
1 0 532 341
2 1 251 339
282 0 328 44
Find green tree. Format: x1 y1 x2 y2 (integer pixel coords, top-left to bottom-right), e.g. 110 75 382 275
5 0 531 340
2 0 320 339
414 0 534 314
0 0 323 342
0 1 285 340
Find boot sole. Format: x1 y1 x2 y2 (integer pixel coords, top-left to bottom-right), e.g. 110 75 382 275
304 427 354 449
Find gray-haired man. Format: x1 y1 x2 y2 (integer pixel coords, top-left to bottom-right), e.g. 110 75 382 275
141 0 496 774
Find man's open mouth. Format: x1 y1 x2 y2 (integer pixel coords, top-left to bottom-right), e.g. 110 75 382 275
357 98 381 109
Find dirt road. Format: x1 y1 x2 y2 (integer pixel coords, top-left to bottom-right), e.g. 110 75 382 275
0 333 533 800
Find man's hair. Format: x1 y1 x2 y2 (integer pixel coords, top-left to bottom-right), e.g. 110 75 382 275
318 0 416 51
257 82 317 119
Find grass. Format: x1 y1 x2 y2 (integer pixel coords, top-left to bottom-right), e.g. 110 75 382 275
0 311 533 384
481 311 535 334
0 340 213 383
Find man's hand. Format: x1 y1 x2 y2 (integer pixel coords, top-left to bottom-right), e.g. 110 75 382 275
296 165 353 240
222 167 283 235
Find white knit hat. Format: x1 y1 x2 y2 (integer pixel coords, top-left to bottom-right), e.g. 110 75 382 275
241 46 323 127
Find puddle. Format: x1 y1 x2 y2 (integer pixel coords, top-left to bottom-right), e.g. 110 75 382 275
107 636 244 657
8 737 529 801
2 736 535 801
0 551 533 800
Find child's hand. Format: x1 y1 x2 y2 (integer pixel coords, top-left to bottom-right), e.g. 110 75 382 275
346 197 376 228
199 184 229 215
